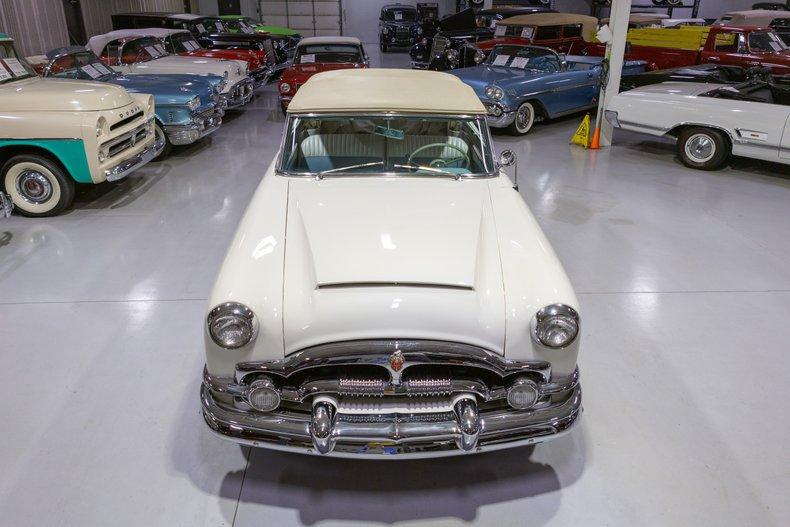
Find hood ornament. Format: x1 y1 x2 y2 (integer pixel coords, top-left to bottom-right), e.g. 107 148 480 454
389 350 405 372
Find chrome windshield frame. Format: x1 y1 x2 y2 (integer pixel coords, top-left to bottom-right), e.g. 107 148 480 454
275 111 499 179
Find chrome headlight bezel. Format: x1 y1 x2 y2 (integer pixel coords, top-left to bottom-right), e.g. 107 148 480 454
95 116 108 137
484 85 504 101
207 302 259 349
445 48 460 62
474 49 485 64
531 304 580 349
187 96 201 111
279 82 291 94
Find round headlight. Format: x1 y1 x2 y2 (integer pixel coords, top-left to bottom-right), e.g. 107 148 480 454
246 376 280 412
207 302 258 349
95 116 107 137
533 304 579 349
474 49 485 64
507 377 539 409
417 26 423 35
445 48 460 62
279 82 291 94
485 85 503 100
383 26 390 35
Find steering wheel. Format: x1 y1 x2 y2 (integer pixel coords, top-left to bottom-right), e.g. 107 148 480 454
407 142 470 169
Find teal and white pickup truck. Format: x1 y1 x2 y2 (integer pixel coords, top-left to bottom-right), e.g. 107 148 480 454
0 32 163 217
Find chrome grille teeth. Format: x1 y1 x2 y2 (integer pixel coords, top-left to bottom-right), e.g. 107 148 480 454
405 378 452 397
338 378 385 396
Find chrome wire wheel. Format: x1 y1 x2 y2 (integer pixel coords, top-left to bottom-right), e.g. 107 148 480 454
16 169 53 204
509 101 536 136
684 133 716 163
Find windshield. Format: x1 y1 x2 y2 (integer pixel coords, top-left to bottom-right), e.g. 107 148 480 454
47 51 116 81
170 32 203 53
383 9 416 22
295 44 362 64
279 115 496 177
749 31 788 52
486 45 561 72
118 37 168 64
0 41 37 84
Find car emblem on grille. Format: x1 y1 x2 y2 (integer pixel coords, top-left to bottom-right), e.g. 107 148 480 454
389 350 405 372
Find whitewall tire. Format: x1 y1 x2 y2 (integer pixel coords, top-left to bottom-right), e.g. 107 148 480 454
508 101 536 136
1 155 75 217
677 127 730 171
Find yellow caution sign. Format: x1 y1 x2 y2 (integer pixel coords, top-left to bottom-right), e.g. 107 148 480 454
570 114 591 148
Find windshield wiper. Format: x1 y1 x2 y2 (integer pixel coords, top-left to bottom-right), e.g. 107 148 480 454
393 163 463 180
316 161 384 179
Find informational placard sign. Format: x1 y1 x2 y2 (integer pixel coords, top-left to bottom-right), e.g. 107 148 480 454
215 22 224 32
242 26 253 34
395 12 403 20
301 54 316 63
520 27 535 39
155 44 166 55
510 57 529 69
145 46 159 57
196 23 206 33
492 54 510 66
81 64 102 78
94 62 112 75
3 58 28 76
495 25 506 37
0 63 12 82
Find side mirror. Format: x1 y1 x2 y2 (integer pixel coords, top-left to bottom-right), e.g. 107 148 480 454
498 150 519 190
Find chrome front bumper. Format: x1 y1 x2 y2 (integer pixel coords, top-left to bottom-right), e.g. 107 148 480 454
221 78 255 110
164 108 223 146
411 61 429 70
201 340 581 458
1 191 12 217
104 138 165 182
485 103 516 128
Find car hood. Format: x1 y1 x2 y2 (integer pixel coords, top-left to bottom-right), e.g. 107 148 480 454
184 48 260 67
111 73 218 105
282 62 365 82
0 76 133 111
451 65 550 92
117 56 246 87
623 81 717 97
281 177 506 354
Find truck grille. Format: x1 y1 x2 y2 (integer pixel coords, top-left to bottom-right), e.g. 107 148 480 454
431 35 449 56
396 27 411 41
102 121 150 159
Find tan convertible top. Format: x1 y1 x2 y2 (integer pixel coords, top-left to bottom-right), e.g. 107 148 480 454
287 69 485 114
498 13 599 41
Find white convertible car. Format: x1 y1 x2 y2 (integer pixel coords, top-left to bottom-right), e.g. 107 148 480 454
606 80 790 170
201 69 582 457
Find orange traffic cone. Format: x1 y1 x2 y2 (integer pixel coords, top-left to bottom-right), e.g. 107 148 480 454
590 126 601 150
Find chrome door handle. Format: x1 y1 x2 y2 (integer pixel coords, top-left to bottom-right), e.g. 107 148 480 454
708 56 720 61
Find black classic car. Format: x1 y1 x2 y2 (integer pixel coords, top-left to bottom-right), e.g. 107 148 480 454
417 2 439 22
379 4 421 52
410 6 555 70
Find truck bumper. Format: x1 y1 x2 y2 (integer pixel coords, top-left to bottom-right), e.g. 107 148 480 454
104 138 165 182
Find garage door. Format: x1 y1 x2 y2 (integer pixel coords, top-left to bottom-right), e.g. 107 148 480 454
260 0 343 37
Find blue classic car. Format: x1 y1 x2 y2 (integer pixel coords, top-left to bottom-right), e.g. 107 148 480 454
35 47 225 158
450 45 647 135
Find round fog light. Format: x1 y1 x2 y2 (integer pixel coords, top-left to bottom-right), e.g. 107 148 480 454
246 377 280 412
507 378 539 410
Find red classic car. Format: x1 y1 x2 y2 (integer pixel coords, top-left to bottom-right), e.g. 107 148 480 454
278 36 369 114
475 13 599 56
141 28 270 86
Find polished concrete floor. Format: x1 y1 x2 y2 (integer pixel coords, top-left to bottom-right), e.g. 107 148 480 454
1 50 789 527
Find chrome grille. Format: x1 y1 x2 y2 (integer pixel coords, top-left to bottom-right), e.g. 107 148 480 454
396 27 411 40
102 121 150 158
431 35 449 56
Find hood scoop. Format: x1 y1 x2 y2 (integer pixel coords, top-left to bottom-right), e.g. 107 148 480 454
286 178 486 289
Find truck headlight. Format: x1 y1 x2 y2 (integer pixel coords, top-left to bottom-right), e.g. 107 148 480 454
188 96 201 111
207 302 258 349
383 26 391 35
416 26 423 35
95 116 107 137
474 49 485 64
279 82 291 94
485 85 503 100
532 304 579 349
445 48 459 62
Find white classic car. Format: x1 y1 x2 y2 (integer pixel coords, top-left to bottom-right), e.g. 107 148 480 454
201 69 582 457
606 81 790 170
87 31 254 109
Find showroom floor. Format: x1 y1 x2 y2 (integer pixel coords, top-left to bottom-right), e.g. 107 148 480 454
1 50 789 527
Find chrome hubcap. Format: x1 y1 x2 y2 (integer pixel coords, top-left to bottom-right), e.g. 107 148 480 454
516 105 532 131
685 134 716 162
16 170 53 204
